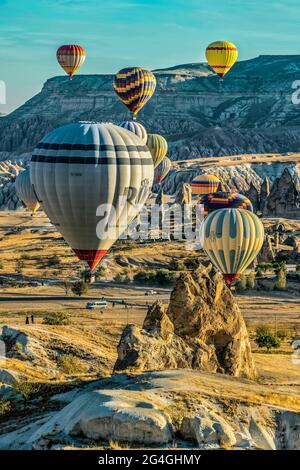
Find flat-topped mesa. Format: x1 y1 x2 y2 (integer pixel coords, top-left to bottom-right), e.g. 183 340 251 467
114 264 257 379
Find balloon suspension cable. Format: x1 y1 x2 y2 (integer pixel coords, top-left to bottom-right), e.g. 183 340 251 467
132 112 137 121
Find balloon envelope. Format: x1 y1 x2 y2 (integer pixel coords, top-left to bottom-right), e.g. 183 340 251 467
119 121 147 145
203 208 264 284
199 191 253 217
15 169 40 213
206 41 238 78
146 134 168 168
57 45 86 79
190 174 220 196
30 122 154 270
154 157 172 184
113 67 156 119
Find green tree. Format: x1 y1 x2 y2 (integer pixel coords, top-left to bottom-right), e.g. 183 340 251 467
247 272 256 289
255 328 281 352
274 262 287 291
71 280 89 297
236 275 247 291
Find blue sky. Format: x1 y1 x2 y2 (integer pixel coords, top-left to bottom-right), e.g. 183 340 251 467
0 0 300 113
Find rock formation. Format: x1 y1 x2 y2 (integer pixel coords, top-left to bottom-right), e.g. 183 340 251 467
174 182 192 206
3 55 300 162
257 234 276 262
114 264 256 379
263 168 300 217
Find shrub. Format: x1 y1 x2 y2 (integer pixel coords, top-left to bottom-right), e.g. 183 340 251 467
236 275 247 291
94 266 106 280
14 381 41 402
0 261 3 270
247 272 256 289
114 272 131 283
57 354 87 375
43 311 70 325
71 281 89 297
277 330 287 340
184 258 200 270
255 328 281 351
155 269 178 285
274 263 287 291
169 259 185 271
20 253 31 260
0 399 11 416
133 269 177 286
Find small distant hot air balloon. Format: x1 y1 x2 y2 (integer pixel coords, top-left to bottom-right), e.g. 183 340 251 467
146 134 168 168
205 41 238 78
30 122 153 271
119 121 147 145
190 174 220 196
113 67 156 119
15 169 40 213
56 45 86 79
154 157 172 184
199 191 253 217
202 208 264 284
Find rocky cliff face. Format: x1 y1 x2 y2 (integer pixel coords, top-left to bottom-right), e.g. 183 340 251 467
0 161 25 210
114 264 256 379
1 55 300 161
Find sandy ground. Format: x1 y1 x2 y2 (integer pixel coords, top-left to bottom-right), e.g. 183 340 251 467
1 211 300 393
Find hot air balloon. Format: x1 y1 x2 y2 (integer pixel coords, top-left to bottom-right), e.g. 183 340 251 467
15 169 40 213
30 122 154 271
205 41 238 78
199 191 253 217
119 121 147 145
56 45 86 79
146 134 168 168
113 67 156 119
202 208 264 284
154 157 172 184
190 174 220 196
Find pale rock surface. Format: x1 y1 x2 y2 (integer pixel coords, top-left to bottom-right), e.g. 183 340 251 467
115 264 256 379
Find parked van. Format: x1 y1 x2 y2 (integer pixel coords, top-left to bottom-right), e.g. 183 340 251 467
86 300 108 309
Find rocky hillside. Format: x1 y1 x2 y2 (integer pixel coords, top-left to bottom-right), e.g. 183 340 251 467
1 55 300 161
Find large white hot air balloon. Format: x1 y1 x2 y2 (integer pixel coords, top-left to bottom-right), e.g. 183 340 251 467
15 168 40 213
30 122 154 271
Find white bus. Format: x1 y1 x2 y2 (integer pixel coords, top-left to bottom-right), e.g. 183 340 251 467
85 300 108 310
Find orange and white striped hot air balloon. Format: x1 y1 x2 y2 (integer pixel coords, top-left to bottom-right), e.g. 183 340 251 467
205 41 238 78
56 45 86 79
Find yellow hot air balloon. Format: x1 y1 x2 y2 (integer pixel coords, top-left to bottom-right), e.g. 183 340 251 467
202 208 264 284
113 67 156 120
146 134 168 168
190 174 220 196
205 41 238 78
56 45 86 79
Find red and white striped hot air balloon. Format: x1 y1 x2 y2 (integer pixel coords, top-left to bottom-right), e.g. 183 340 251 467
56 45 86 79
